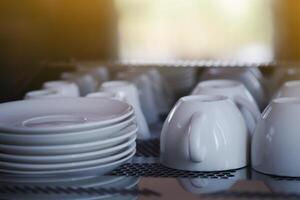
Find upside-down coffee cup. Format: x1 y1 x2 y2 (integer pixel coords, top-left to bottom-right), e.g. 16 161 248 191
252 97 300 177
100 81 151 139
273 80 300 98
43 81 80 97
160 95 248 171
192 79 261 134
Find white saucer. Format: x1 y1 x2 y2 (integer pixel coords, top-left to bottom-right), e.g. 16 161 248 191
0 115 136 145
0 143 136 171
0 125 138 155
0 135 136 164
0 98 133 133
0 149 136 175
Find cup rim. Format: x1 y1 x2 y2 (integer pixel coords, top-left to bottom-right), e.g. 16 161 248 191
197 79 242 89
180 95 228 103
284 80 300 87
86 91 115 98
26 89 58 97
101 80 131 88
44 81 74 88
273 97 300 105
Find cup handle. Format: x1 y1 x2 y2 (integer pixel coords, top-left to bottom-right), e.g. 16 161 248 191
187 111 206 163
233 96 261 125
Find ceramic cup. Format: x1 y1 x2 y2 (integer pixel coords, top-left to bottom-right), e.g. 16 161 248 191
132 74 160 125
100 81 150 139
273 80 300 98
77 66 110 87
192 79 261 134
147 69 174 115
43 81 80 97
252 97 300 177
199 68 267 110
61 72 98 96
115 69 160 124
161 95 248 171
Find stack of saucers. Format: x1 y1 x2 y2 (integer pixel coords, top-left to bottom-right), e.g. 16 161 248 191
0 98 137 176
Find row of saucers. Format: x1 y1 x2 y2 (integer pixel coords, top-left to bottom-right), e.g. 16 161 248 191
0 97 137 176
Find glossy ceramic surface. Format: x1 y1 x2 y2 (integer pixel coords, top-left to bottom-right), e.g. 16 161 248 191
0 135 136 164
0 143 136 171
252 97 300 177
100 80 150 139
0 125 137 155
0 98 133 133
43 80 80 97
192 79 260 134
161 95 248 171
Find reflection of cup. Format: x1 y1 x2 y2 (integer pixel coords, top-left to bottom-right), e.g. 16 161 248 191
199 68 267 110
161 95 248 171
252 170 300 194
178 168 248 194
192 79 260 134
274 80 300 98
252 97 300 177
0 175 140 200
43 81 80 97
100 81 150 139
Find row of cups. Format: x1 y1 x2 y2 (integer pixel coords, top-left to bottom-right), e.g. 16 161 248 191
161 69 300 177
23 66 174 140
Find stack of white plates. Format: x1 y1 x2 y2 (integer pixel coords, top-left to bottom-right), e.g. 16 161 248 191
0 98 137 176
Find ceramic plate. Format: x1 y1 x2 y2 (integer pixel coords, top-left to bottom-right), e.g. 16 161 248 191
0 98 133 133
0 135 136 164
0 148 136 176
0 115 136 145
0 143 136 171
0 125 137 155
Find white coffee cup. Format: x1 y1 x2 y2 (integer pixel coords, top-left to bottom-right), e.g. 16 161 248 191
43 81 80 97
115 70 160 124
252 97 300 177
77 66 110 86
61 72 98 96
192 79 261 134
100 80 150 139
147 69 174 114
199 68 267 110
132 74 160 125
274 80 300 98
161 95 248 171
